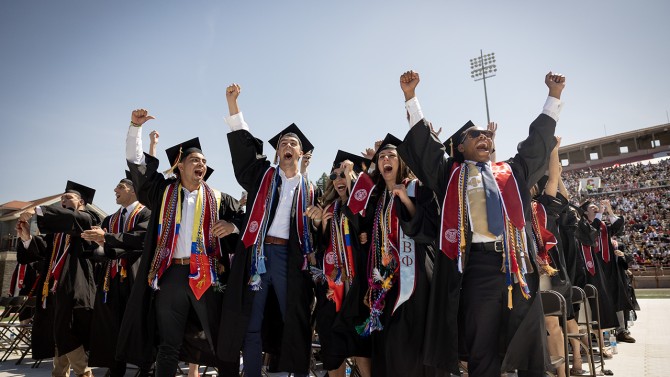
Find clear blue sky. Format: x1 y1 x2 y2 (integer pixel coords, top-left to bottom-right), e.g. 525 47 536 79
1 1 669 213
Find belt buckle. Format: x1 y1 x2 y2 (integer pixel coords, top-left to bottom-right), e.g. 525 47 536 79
493 240 504 253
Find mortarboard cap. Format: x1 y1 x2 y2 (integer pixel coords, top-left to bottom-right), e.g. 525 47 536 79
163 137 213 180
579 200 595 212
65 180 95 205
268 123 314 153
443 121 476 162
332 150 371 174
165 137 203 167
372 133 403 163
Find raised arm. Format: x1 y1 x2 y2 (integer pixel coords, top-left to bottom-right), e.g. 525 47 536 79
544 136 562 197
148 130 160 158
126 108 156 165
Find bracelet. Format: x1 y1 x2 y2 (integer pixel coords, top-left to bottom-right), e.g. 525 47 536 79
130 121 141 127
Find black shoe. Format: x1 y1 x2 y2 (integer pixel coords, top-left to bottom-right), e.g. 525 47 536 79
617 332 636 343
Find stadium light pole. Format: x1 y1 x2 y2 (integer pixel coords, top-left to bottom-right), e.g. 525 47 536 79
470 50 497 124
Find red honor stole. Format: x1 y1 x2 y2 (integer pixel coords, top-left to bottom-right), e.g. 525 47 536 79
41 233 70 308
242 167 313 291
347 173 375 215
596 221 611 263
9 264 27 296
581 243 596 276
440 162 525 258
440 161 530 307
531 201 558 265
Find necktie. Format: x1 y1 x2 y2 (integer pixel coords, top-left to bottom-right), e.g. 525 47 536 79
476 162 504 236
120 208 127 230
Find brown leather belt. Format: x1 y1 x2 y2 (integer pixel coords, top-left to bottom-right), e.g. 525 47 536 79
264 235 288 245
172 257 190 265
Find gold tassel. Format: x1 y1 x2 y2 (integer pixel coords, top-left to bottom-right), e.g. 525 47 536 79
508 285 514 309
163 147 183 176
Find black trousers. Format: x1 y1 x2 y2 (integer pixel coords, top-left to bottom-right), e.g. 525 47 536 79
460 246 507 377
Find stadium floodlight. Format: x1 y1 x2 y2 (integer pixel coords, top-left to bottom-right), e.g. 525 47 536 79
469 50 497 124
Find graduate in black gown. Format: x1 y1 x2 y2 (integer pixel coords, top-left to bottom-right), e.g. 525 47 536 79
313 151 372 377
117 109 243 376
352 134 438 377
397 70 566 377
7 261 39 323
219 84 319 377
81 172 151 377
16 181 100 377
578 200 625 332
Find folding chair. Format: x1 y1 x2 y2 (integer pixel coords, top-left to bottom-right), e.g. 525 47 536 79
566 286 596 376
583 284 613 376
541 290 569 377
0 296 31 362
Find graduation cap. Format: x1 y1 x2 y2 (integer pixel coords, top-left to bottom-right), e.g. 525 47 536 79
372 133 403 163
443 121 476 162
579 200 596 212
65 180 95 205
164 137 214 181
332 150 371 174
268 123 314 153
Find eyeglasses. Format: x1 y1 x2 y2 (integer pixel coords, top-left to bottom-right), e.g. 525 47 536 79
463 129 494 141
329 172 346 180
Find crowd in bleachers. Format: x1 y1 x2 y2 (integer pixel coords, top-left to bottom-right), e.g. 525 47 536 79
563 158 670 269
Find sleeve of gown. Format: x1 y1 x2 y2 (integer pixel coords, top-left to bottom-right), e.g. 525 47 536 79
397 120 451 198
36 206 99 234
218 193 244 256
127 153 168 211
16 234 49 263
608 216 625 236
103 209 150 259
227 130 271 193
398 186 440 244
509 113 558 188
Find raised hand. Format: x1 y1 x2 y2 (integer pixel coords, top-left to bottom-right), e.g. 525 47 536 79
226 83 242 115
545 72 566 99
131 109 155 126
150 130 160 145
226 83 241 102
487 122 498 139
18 208 35 223
301 151 312 174
16 221 30 242
428 121 442 138
400 70 420 100
361 147 376 160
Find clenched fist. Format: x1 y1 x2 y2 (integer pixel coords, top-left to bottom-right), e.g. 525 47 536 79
131 109 156 126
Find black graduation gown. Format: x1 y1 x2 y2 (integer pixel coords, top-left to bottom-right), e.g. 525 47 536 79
591 217 633 323
535 194 574 318
16 205 100 357
218 130 314 374
117 153 243 370
558 205 588 292
9 260 39 323
88 205 150 368
313 200 371 370
361 185 439 377
398 114 557 375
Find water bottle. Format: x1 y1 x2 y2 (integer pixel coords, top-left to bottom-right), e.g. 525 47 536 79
610 332 618 354
603 331 610 346
345 364 352 377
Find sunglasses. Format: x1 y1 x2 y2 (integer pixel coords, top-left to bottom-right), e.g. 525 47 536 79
329 172 346 180
461 129 494 143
